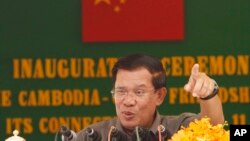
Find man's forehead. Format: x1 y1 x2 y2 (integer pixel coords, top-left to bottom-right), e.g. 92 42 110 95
117 68 152 77
115 84 148 89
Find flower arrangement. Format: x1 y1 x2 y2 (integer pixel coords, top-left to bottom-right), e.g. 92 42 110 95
169 117 229 141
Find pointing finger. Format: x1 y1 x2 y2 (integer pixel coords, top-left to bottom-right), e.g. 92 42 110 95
184 64 199 92
191 64 199 80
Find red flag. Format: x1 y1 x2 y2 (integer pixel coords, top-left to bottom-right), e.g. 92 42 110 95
82 0 184 42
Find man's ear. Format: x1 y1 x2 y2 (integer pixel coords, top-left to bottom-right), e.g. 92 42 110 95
156 87 167 106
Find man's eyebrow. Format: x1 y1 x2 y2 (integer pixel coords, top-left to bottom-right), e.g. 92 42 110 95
135 84 147 88
115 86 126 89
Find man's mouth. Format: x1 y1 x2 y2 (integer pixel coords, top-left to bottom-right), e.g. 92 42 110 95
122 111 135 119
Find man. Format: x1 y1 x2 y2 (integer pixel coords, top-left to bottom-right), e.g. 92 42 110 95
75 54 224 141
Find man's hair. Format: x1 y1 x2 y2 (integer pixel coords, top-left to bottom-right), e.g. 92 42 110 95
112 54 166 89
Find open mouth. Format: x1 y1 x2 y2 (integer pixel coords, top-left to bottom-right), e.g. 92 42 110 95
122 111 135 120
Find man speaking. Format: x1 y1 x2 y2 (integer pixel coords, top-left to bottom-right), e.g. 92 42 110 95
74 54 224 141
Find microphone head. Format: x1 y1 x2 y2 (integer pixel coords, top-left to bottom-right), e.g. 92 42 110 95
137 127 148 137
158 125 166 133
85 127 101 141
60 125 71 137
60 126 77 141
110 126 118 136
110 126 127 140
85 127 94 136
133 126 157 141
157 125 168 140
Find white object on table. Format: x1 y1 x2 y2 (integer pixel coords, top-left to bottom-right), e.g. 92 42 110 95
5 130 26 141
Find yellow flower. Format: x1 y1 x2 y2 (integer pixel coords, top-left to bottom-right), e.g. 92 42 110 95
168 117 229 141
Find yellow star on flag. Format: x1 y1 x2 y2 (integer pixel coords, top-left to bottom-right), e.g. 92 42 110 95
120 0 126 4
114 6 120 13
94 0 111 5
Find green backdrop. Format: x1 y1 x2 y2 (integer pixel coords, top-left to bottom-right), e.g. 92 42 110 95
0 0 249 140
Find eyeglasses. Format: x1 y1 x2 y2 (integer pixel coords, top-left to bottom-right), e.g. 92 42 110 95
110 87 156 100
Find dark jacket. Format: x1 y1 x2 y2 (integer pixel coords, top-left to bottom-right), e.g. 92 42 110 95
76 112 199 141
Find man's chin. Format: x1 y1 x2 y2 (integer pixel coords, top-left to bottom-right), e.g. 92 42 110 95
120 120 138 130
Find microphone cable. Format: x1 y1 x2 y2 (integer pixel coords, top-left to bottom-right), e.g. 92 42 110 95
108 126 127 141
108 126 115 141
135 126 140 141
157 125 162 141
54 129 59 141
157 125 167 141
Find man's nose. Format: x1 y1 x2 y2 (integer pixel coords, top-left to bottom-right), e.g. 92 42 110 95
123 93 136 106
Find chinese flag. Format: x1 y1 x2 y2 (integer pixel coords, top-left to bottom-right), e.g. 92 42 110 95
82 0 184 42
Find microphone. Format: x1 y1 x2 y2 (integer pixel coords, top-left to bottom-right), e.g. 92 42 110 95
85 127 101 141
59 125 77 141
109 126 127 141
157 125 168 140
133 126 155 141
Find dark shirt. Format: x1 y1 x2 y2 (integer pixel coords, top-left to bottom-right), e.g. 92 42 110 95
76 112 199 141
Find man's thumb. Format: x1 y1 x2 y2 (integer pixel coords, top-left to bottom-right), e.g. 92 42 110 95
184 84 191 91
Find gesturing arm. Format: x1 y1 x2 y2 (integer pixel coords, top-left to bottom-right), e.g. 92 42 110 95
184 64 224 125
